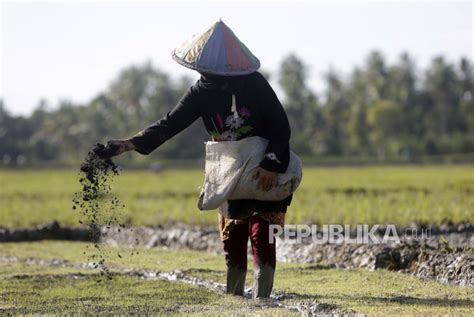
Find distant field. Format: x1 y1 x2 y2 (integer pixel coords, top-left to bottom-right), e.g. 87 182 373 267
0 166 473 228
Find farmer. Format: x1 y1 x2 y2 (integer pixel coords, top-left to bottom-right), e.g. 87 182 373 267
106 20 292 299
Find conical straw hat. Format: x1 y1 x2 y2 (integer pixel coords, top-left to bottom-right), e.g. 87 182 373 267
172 20 260 76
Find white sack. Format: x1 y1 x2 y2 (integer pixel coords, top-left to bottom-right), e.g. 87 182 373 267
198 136 302 210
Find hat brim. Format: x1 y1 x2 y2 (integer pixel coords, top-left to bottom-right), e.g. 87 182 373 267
171 50 260 76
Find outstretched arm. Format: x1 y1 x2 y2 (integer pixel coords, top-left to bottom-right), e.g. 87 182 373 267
104 85 202 157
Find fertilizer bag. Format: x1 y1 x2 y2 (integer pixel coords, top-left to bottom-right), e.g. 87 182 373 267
198 136 302 210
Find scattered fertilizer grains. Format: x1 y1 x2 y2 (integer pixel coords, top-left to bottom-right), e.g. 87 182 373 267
72 143 133 281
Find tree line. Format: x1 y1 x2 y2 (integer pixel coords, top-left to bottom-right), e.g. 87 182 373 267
0 51 473 166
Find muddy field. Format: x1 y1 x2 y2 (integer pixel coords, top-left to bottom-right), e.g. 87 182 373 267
1 220 472 286
1 239 473 316
1 223 472 315
0 254 354 316
1 166 473 315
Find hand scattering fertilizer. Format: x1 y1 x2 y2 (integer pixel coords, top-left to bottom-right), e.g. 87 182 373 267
72 143 135 282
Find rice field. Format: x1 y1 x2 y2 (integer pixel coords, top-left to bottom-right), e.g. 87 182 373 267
1 165 473 315
0 165 473 228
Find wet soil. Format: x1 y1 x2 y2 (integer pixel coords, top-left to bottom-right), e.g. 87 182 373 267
98 222 473 286
0 221 472 286
0 255 357 316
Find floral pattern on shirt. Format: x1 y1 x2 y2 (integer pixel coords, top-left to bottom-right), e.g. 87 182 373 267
209 106 253 141
225 116 244 129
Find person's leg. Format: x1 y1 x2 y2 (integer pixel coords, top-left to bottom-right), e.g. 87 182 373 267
222 220 249 296
249 215 276 299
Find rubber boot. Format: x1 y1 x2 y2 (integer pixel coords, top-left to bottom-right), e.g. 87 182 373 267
226 266 246 296
252 264 275 299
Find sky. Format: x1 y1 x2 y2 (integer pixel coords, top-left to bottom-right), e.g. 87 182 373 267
1 0 473 116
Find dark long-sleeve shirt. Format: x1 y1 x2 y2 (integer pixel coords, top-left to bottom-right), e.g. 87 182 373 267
129 71 292 217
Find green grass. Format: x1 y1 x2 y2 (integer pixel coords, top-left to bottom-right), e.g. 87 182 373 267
277 267 473 316
0 265 289 315
1 166 473 228
0 241 227 272
0 241 472 315
0 242 292 315
197 266 474 316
